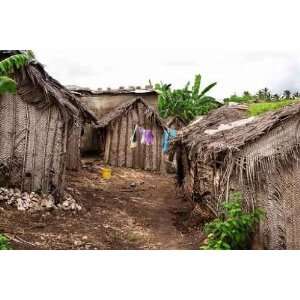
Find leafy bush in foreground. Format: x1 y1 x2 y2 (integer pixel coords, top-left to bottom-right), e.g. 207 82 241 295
0 234 11 250
201 193 264 250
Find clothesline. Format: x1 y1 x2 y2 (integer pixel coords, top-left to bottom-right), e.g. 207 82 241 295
130 125 154 148
129 124 177 152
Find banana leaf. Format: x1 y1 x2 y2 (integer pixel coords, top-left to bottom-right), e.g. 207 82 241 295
0 76 17 94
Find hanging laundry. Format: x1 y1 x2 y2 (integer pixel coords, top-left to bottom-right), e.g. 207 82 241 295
139 127 146 144
144 129 154 145
130 125 138 148
138 127 154 145
163 128 177 153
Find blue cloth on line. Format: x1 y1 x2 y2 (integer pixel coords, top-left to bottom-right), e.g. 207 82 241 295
162 128 177 153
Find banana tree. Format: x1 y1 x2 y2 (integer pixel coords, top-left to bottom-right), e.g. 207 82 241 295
0 51 34 95
155 74 219 122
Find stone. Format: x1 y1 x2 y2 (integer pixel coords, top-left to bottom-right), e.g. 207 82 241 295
74 240 83 246
0 187 82 212
63 200 69 207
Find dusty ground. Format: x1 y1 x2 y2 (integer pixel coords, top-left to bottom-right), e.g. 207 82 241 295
0 159 203 250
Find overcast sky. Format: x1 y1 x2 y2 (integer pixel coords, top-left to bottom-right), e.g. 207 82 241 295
6 0 298 101
34 49 300 100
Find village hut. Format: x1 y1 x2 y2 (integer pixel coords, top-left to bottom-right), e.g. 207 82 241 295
171 104 248 202
68 85 158 154
174 101 300 249
95 97 167 171
0 50 96 197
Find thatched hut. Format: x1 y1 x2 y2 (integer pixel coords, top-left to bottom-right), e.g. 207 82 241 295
68 85 158 154
95 97 167 171
171 104 248 201
0 50 96 197
174 101 300 249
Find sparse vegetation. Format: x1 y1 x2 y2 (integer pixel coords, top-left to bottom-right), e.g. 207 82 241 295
224 88 300 105
201 192 264 250
248 100 299 116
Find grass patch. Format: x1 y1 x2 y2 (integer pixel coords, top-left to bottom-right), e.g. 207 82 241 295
248 100 299 116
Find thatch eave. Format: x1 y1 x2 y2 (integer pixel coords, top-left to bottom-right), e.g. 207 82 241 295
0 50 97 124
95 97 167 130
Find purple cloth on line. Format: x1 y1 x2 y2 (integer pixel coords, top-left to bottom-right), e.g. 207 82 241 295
144 129 154 145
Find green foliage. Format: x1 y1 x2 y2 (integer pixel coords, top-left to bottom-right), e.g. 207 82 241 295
224 91 255 104
248 99 299 116
0 76 17 94
0 234 11 250
257 87 272 101
224 88 300 104
0 51 34 95
201 192 264 250
155 74 219 122
0 51 33 76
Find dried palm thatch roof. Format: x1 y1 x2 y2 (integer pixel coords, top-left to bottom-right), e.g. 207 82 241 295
166 116 187 129
95 97 167 129
174 101 300 210
180 101 300 162
0 50 97 124
173 104 249 150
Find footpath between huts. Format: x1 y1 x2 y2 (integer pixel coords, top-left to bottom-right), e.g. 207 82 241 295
0 159 202 249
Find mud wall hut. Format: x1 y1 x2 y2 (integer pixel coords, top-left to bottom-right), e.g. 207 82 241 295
95 97 166 171
0 50 95 197
175 101 300 249
68 86 158 154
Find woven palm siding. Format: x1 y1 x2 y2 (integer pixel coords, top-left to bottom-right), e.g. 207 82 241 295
173 101 300 249
170 104 248 203
95 97 167 171
0 50 96 198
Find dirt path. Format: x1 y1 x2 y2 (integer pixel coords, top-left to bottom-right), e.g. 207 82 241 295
0 160 203 250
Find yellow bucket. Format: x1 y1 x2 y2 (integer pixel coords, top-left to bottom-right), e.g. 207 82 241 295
101 167 112 179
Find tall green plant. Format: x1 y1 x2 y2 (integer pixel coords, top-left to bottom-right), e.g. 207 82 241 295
155 74 219 122
0 51 34 95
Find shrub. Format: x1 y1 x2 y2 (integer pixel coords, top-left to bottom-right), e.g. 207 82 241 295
200 193 264 250
0 234 11 250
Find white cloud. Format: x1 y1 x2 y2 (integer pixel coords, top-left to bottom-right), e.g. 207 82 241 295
35 48 300 100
